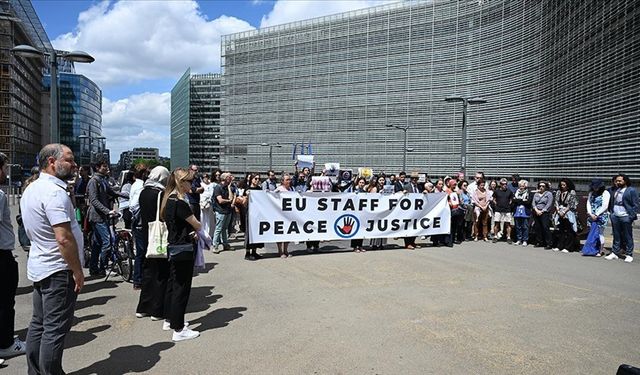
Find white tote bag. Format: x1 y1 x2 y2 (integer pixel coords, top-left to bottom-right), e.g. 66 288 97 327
146 192 168 258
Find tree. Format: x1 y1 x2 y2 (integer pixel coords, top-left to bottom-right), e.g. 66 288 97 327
131 158 170 170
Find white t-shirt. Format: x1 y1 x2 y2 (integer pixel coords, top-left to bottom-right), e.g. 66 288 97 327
128 179 145 213
20 172 84 282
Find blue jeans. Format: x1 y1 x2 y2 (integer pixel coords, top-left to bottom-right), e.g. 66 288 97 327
90 222 111 272
132 226 147 287
611 215 634 257
213 212 231 247
514 217 529 242
27 270 77 375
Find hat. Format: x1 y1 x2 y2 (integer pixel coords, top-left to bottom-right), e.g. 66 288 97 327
410 171 419 178
589 178 604 190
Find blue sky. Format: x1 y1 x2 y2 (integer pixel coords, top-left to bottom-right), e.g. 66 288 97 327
31 0 396 158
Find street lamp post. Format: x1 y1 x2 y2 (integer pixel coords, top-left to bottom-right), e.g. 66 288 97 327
444 95 487 173
385 125 411 172
260 143 282 171
11 45 95 143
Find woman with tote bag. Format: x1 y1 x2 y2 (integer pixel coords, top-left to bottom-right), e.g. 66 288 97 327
135 166 170 320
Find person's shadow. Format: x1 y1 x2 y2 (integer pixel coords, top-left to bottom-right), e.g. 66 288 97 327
186 286 222 314
189 307 247 333
65 325 110 349
68 342 174 375
75 296 116 311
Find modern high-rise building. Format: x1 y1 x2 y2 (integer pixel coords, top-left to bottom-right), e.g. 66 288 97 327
0 0 51 168
44 71 103 166
221 0 640 181
170 68 222 171
117 147 159 171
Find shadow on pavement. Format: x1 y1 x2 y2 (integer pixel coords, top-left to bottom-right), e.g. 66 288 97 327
194 261 218 275
75 296 116 311
16 284 33 296
67 342 174 375
80 280 119 294
190 307 247 333
73 313 104 326
65 325 110 350
186 287 222 314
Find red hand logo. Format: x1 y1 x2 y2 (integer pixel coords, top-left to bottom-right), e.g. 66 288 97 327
337 217 354 235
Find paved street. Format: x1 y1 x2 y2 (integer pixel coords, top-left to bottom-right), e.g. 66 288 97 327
2 202 640 374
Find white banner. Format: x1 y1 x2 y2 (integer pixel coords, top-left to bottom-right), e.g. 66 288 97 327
248 192 451 243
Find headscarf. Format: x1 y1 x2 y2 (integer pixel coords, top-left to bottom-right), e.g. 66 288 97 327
144 166 170 190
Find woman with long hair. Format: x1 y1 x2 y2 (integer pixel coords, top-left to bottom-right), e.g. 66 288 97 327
368 175 387 250
351 177 368 252
553 178 578 252
586 179 610 257
159 167 203 341
458 180 473 241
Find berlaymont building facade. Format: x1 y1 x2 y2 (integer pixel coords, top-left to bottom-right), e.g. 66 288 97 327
220 0 639 182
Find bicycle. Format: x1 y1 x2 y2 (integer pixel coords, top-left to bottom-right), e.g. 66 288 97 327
103 213 134 283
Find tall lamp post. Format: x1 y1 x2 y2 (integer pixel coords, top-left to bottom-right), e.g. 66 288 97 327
11 45 95 143
260 142 282 171
444 95 487 173
78 134 105 164
385 124 411 172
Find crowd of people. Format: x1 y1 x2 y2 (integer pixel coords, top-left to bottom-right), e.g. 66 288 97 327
0 143 638 372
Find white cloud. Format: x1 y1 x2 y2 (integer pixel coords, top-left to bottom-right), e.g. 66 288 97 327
260 0 400 28
53 0 254 87
101 92 171 158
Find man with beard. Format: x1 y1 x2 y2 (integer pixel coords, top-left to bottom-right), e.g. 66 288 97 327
20 144 84 374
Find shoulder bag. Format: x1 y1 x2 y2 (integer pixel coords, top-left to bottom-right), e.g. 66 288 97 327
146 193 168 258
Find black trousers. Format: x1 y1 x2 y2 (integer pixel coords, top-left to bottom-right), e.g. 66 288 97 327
136 258 171 318
451 214 465 243
350 239 364 248
0 251 19 348
404 237 417 247
533 212 552 246
168 256 195 330
556 217 577 251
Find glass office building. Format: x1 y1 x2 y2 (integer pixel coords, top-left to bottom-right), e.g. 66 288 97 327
0 0 50 168
221 0 640 181
170 68 222 172
44 72 103 166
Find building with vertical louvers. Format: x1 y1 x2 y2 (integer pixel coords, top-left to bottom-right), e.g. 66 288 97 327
220 0 639 181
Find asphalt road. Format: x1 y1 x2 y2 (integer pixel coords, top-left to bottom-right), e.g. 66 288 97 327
2 203 640 374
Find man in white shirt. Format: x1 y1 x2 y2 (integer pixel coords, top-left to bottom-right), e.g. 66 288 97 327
0 152 26 361
20 144 84 375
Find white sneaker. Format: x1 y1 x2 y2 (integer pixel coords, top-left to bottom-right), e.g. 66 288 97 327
0 338 26 358
515 241 522 246
561 249 569 253
552 248 560 252
163 320 189 331
0 358 4 365
624 256 633 263
604 253 619 260
135 312 148 318
150 316 163 321
522 242 528 247
172 328 200 342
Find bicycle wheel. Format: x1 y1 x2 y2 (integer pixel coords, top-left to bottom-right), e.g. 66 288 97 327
83 230 93 268
117 237 133 282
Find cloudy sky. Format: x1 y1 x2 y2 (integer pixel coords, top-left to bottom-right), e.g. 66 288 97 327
33 0 397 159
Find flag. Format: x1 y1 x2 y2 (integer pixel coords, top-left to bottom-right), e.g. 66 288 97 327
292 143 297 160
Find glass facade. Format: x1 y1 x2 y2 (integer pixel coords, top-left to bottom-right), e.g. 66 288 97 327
0 0 50 169
170 69 222 172
221 0 640 181
44 72 102 166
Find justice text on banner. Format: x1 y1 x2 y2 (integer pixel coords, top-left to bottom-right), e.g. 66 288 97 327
248 192 451 243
